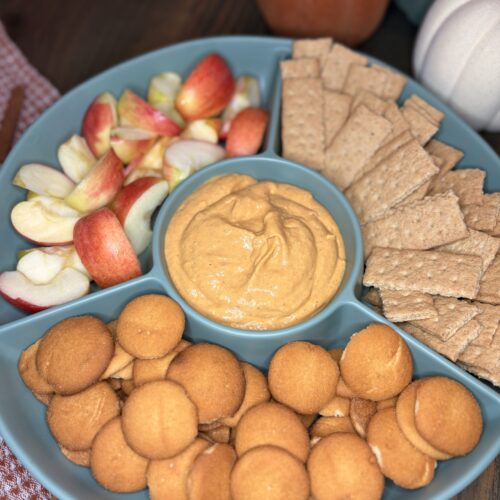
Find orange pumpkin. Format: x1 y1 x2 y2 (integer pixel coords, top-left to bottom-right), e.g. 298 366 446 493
256 0 390 47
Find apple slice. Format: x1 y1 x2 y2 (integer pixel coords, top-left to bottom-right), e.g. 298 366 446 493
110 127 157 164
13 163 75 198
135 136 172 171
118 89 182 137
148 72 182 109
57 134 96 182
163 140 225 190
181 119 221 144
11 196 81 245
220 75 261 138
65 150 124 212
0 268 90 313
17 246 89 284
176 54 235 120
112 177 168 255
73 208 142 288
124 167 163 186
226 107 269 157
82 92 118 157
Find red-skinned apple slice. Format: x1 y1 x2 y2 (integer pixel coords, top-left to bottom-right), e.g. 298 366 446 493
13 163 75 198
112 177 168 254
220 75 261 138
181 118 221 143
110 127 157 164
176 54 235 120
11 196 81 245
135 136 172 171
57 134 96 182
225 107 269 157
0 268 90 313
118 89 181 137
124 166 162 186
148 72 182 109
73 208 142 288
82 92 118 157
65 150 124 212
163 139 225 190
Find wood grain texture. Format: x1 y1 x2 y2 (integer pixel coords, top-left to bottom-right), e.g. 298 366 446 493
0 2 498 498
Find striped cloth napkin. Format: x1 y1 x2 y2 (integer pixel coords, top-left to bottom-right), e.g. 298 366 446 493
0 20 57 499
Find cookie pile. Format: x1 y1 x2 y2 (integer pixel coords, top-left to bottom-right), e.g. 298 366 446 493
281 38 500 388
18 295 483 499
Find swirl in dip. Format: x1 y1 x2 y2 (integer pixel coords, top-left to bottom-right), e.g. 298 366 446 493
164 173 345 330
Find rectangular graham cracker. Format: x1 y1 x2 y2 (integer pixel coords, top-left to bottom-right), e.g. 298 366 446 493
394 179 433 208
343 65 388 98
477 255 500 305
382 103 411 144
362 192 468 256
356 130 414 182
281 78 324 171
345 140 439 224
401 104 439 145
363 248 483 299
460 363 500 387
470 303 500 347
324 104 392 190
380 289 437 322
321 43 368 91
292 38 333 65
405 95 445 124
280 59 321 79
437 229 500 275
372 64 407 101
462 203 498 232
409 297 479 341
363 288 382 307
324 91 352 147
425 139 464 175
427 168 486 206
459 326 500 371
351 89 388 116
401 320 480 362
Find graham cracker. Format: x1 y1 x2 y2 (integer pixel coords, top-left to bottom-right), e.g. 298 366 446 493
280 59 320 79
351 89 388 116
363 248 483 299
357 130 414 183
405 95 444 124
437 229 500 275
345 140 439 224
362 192 468 256
324 104 392 190
401 320 480 362
409 297 479 341
281 78 324 171
425 140 464 175
292 38 333 65
428 168 486 206
401 104 439 145
380 289 437 322
372 64 407 101
382 103 411 144
459 326 499 374
470 303 500 348
363 288 382 307
343 65 387 98
321 43 368 91
324 91 352 146
477 255 500 305
460 363 499 387
462 203 498 232
394 179 433 208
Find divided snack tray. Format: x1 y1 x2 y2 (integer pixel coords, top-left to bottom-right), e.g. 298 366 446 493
0 36 499 499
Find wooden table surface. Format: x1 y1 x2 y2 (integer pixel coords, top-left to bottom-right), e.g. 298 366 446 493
0 1 498 498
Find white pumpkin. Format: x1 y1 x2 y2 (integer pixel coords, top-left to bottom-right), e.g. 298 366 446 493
413 0 500 131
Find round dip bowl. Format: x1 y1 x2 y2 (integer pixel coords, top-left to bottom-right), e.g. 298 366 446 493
152 155 363 368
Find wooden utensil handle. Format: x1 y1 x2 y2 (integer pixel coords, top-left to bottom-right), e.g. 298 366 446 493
0 85 25 162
